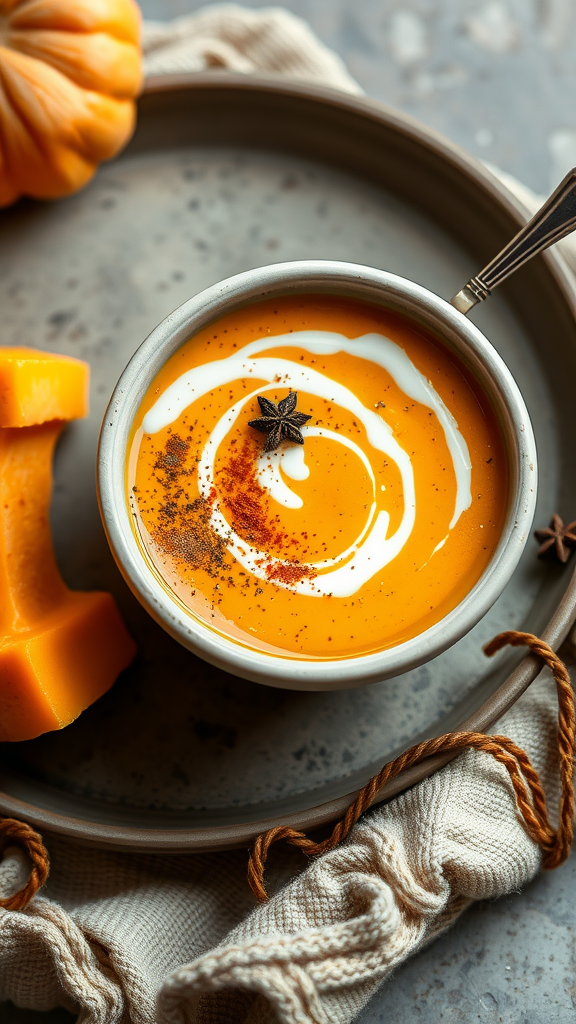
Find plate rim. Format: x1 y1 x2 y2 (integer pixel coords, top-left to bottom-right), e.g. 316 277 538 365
2 70 576 850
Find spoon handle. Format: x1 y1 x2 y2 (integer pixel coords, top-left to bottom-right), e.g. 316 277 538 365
451 168 576 314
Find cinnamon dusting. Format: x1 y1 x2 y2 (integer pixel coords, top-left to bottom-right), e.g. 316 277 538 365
265 562 317 585
217 439 282 549
216 439 312 570
143 431 316 590
151 434 227 576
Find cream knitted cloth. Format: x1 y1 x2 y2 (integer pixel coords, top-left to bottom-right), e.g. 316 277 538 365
141 3 362 92
0 6 572 1023
0 677 564 1023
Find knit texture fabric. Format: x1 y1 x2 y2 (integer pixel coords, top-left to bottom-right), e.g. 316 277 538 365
0 675 565 1023
0 5 573 1023
142 3 362 93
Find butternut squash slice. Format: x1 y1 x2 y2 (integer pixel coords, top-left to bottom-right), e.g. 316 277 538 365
0 347 136 741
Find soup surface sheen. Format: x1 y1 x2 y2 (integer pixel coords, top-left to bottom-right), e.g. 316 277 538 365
128 296 508 660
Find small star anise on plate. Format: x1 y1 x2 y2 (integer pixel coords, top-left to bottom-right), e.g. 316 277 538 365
534 513 576 563
248 392 311 452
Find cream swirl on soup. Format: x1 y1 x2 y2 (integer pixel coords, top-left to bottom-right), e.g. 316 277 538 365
128 296 506 660
141 331 472 600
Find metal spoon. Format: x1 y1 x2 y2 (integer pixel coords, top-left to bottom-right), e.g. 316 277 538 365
451 168 576 314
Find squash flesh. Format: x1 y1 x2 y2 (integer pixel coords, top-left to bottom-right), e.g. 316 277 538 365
0 348 136 741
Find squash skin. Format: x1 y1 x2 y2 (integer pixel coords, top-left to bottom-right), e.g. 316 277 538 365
0 0 142 205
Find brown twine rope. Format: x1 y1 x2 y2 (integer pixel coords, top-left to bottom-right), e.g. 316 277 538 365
248 631 576 902
0 817 49 911
0 630 573 910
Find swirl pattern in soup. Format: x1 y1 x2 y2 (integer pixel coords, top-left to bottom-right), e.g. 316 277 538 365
128 295 508 660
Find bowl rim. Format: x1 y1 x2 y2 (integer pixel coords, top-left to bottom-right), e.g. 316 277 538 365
97 258 538 689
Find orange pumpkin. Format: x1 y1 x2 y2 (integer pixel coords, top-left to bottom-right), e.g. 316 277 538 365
0 0 142 206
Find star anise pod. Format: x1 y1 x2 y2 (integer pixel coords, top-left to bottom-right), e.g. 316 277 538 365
534 513 576 563
248 392 311 452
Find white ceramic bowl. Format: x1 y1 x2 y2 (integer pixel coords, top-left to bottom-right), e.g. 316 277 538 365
97 260 537 691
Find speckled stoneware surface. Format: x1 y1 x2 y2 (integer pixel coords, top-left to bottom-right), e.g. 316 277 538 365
0 77 574 847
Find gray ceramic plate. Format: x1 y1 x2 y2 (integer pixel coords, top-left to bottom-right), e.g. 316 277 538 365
0 74 575 852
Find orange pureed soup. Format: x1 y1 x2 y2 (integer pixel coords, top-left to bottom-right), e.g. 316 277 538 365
128 296 508 660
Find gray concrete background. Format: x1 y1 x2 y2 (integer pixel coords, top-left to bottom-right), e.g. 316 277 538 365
142 0 576 196
2 1 576 1021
